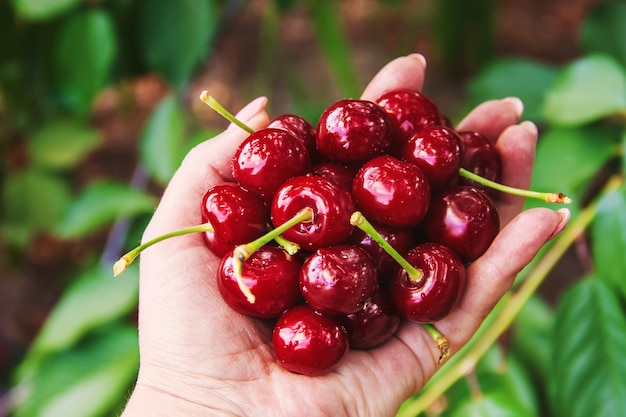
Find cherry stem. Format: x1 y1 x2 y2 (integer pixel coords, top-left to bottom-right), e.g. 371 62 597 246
199 91 255 134
458 168 572 204
422 324 450 364
350 211 423 281
232 207 314 303
113 222 214 277
273 234 300 255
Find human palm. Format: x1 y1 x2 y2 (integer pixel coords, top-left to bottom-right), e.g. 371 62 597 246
122 55 568 417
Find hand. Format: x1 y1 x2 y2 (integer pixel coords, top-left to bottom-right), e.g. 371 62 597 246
121 54 570 417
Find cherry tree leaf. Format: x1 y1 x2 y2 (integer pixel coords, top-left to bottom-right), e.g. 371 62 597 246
581 1 626 68
12 0 83 20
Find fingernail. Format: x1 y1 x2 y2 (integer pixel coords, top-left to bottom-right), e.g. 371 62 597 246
520 120 538 137
408 53 427 68
231 96 268 128
548 208 571 240
502 96 524 119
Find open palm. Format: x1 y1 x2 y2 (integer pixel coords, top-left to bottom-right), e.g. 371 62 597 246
121 55 568 417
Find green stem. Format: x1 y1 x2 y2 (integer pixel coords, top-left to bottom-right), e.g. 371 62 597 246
113 222 214 276
459 168 572 204
199 91 255 134
422 324 450 363
396 174 623 417
350 211 423 281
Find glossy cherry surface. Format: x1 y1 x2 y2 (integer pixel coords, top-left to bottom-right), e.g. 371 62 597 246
218 246 301 319
375 89 445 155
268 114 320 163
343 288 401 349
233 127 312 200
201 183 269 256
271 175 355 250
299 245 378 316
457 130 502 197
352 155 431 228
316 99 394 164
390 242 466 323
422 186 500 262
402 125 462 192
272 305 349 376
310 161 356 192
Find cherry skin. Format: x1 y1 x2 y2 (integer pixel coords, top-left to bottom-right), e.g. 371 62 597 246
421 185 500 263
272 305 349 376
271 175 355 250
402 125 462 192
310 161 356 192
217 246 301 319
316 99 394 164
389 242 466 323
375 89 445 156
348 221 416 278
352 155 431 228
201 183 269 257
268 114 320 163
233 127 312 200
343 288 401 350
457 130 502 197
299 245 378 316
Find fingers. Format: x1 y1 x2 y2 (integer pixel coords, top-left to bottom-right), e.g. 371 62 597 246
455 97 524 143
143 97 269 241
360 54 428 101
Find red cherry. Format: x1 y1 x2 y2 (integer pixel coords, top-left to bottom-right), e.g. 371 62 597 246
316 99 394 164
343 288 401 349
233 128 312 200
268 114 320 163
271 175 355 250
376 89 445 155
422 185 500 262
457 130 502 197
352 155 431 228
272 305 349 376
402 126 462 192
201 183 269 256
217 246 301 318
389 242 466 323
299 245 378 316
310 161 356 192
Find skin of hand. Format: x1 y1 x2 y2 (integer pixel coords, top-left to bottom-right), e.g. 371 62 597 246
121 54 570 417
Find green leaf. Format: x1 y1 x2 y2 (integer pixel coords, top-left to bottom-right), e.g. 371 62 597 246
581 1 626 69
12 0 83 20
53 9 117 113
524 125 616 214
543 55 626 126
2 168 71 247
591 185 626 298
54 181 156 238
551 278 626 417
466 58 558 123
29 119 101 170
139 95 187 185
12 326 138 417
136 0 218 87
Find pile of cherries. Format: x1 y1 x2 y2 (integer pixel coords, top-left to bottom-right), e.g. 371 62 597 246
200 89 505 376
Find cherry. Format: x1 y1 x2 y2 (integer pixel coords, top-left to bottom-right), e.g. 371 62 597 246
343 288 401 349
348 221 416 277
310 161 356 192
233 127 312 200
421 185 500 263
218 246 301 318
200 183 270 257
271 175 355 250
375 89 445 155
268 114 320 163
402 125 462 192
389 242 466 323
457 130 502 197
272 305 349 376
299 245 378 316
352 155 431 228
316 99 394 164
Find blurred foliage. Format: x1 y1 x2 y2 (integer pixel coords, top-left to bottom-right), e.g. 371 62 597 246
0 0 625 416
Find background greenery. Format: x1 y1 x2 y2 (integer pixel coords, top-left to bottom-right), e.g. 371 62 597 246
1 0 625 416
